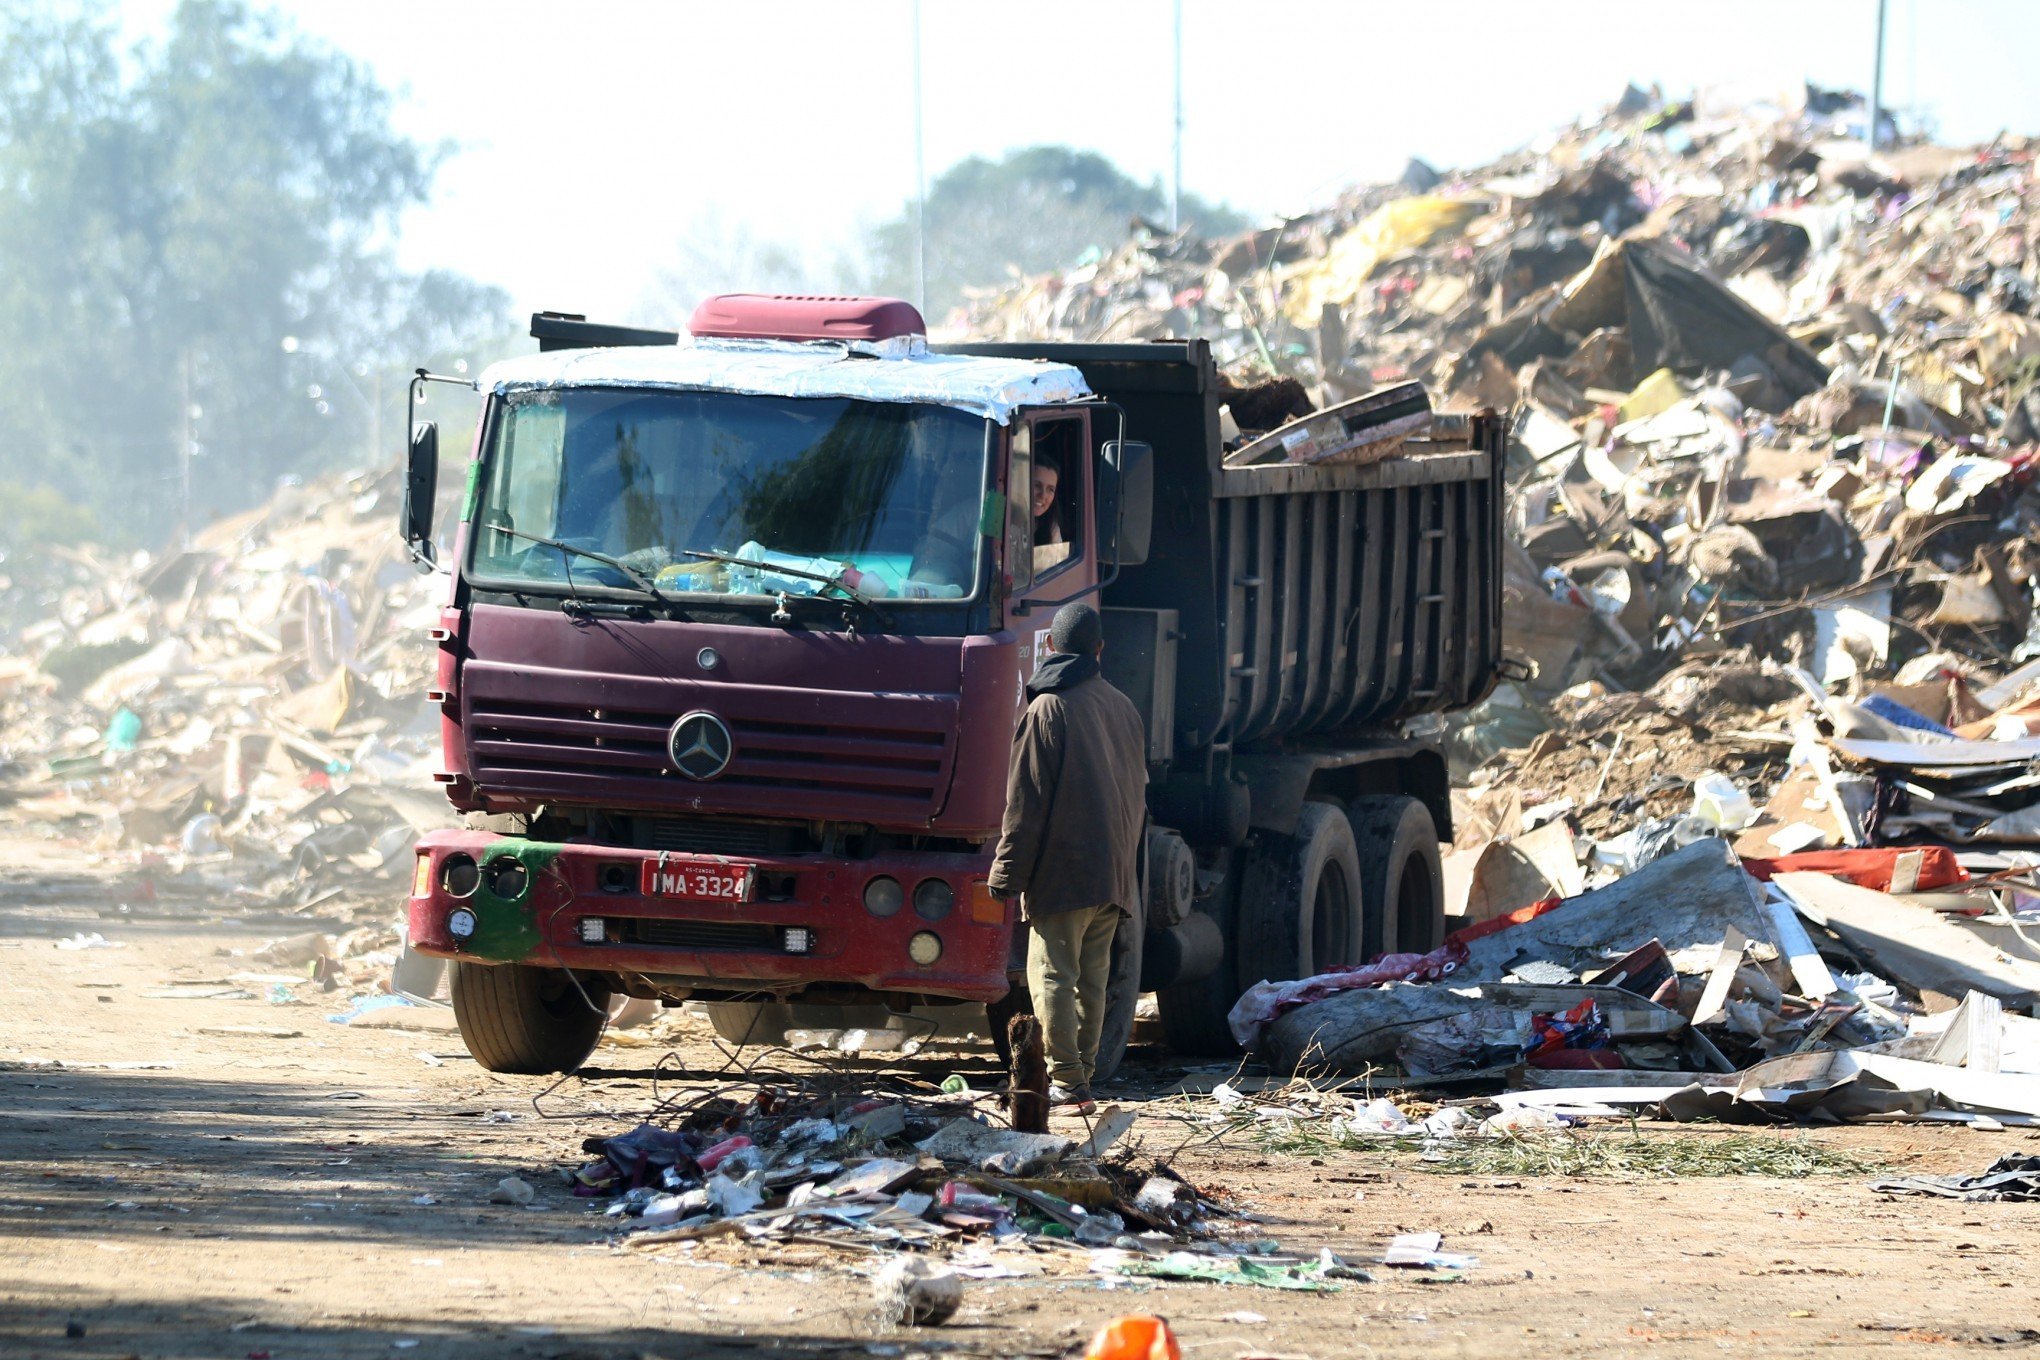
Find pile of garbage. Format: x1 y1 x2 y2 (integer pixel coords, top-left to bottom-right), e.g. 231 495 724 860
963 83 2040 1095
1231 836 2040 1126
560 1073 1449 1303
963 83 2040 859
0 465 450 919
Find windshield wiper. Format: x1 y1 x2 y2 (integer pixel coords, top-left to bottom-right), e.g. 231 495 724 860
488 526 673 605
678 549 893 628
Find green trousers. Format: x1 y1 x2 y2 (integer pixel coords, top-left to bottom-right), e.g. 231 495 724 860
1025 902 1121 1088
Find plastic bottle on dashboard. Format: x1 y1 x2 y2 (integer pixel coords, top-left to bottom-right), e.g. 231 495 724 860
837 565 892 598
895 579 964 600
731 542 878 596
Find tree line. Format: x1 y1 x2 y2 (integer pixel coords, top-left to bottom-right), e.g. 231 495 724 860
0 1 507 550
0 3 1243 554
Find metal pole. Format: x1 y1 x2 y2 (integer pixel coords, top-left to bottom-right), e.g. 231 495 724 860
1869 0 1887 150
179 349 192 550
1170 0 1182 232
911 0 927 312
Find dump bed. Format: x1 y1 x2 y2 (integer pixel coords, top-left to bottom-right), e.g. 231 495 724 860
943 340 1504 760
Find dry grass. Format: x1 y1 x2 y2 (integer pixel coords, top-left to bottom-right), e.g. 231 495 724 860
1251 1119 1887 1178
1417 1128 1887 1178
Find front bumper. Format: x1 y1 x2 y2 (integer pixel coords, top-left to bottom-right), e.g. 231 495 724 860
405 830 1012 1003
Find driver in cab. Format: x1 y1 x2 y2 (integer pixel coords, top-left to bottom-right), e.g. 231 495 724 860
1032 456 1070 574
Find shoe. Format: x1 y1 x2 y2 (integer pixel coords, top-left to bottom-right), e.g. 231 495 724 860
1049 1082 1096 1115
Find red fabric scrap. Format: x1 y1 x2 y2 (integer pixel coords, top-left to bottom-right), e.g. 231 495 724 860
1740 846 1967 892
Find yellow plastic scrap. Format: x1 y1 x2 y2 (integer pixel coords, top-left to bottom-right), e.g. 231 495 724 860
1279 196 1486 325
1618 368 1687 422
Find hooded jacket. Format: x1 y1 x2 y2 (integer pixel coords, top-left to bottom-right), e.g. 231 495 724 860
986 652 1148 919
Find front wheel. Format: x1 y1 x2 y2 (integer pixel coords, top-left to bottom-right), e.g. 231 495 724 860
450 962 609 1074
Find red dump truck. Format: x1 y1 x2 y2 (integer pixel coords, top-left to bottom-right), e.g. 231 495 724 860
401 295 1503 1076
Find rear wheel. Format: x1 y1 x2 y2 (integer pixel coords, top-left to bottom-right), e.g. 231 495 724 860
450 962 609 1074
1348 795 1445 956
1233 802 1366 990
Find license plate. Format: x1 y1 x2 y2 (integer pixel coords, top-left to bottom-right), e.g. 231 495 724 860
640 857 753 903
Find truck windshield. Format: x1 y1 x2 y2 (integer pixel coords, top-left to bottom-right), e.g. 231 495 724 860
468 388 991 603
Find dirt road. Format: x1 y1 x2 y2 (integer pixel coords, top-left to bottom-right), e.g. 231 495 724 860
4 847 2038 1359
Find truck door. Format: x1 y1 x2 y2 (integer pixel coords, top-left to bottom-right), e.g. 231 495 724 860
1004 409 1097 675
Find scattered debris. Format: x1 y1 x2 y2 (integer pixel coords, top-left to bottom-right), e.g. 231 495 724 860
0 464 451 949
488 1176 535 1207
1871 1155 2040 1202
871 1256 962 1326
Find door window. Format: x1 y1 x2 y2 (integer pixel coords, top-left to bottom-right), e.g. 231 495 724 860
1024 414 1086 585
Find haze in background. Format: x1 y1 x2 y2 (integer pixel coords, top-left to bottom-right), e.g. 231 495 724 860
13 0 2039 549
117 0 2040 322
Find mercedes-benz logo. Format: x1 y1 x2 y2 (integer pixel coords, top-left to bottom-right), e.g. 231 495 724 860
667 711 734 781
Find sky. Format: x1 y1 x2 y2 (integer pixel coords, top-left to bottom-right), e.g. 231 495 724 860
117 0 2040 325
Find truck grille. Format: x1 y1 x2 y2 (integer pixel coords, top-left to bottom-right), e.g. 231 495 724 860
621 918 784 952
462 696 955 822
632 818 805 856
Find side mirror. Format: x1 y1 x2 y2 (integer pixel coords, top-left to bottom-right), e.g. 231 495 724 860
1098 440 1153 567
402 421 439 568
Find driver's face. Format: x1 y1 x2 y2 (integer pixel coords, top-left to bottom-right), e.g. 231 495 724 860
1031 465 1059 519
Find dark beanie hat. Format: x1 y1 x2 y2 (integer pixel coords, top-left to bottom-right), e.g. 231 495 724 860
1050 601 1103 654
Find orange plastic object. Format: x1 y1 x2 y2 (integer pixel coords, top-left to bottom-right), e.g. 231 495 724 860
1084 1315 1181 1360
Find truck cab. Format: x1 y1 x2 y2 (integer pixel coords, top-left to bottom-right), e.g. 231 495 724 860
403 294 1505 1077
403 295 1152 1072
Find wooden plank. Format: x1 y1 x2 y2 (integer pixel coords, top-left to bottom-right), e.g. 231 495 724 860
1925 990 2004 1073
1691 926 1747 1026
1764 892 1838 999
1517 1069 1717 1090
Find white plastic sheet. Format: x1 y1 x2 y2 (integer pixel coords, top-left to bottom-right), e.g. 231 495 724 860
480 336 1092 426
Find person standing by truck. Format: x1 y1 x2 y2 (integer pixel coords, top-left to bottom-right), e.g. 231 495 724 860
988 602 1148 1111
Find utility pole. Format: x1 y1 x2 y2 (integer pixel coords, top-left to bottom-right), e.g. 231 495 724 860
911 0 927 314
1869 0 1888 150
1170 0 1183 232
179 350 193 551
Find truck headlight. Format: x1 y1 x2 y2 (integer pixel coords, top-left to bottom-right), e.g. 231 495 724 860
441 853 479 898
863 876 903 917
907 931 942 966
484 855 529 901
912 878 954 920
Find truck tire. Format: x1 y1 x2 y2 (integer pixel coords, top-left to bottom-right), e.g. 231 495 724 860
1233 802 1365 992
450 962 609 1074
1155 849 1243 1055
991 913 1144 1084
1348 795 1445 957
706 1001 793 1046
